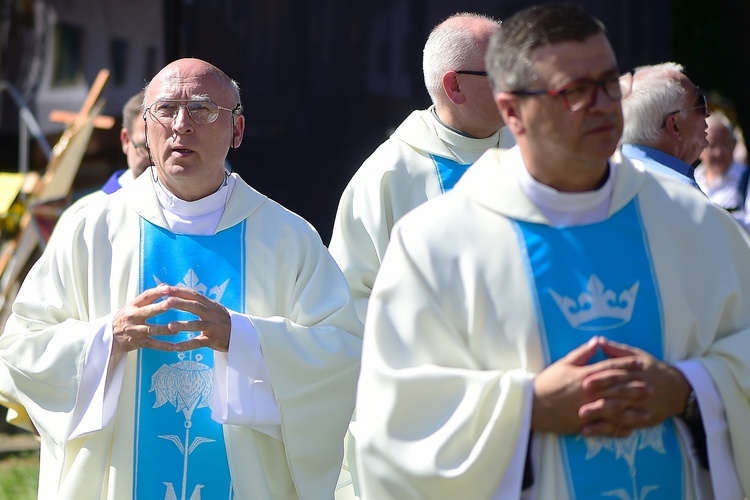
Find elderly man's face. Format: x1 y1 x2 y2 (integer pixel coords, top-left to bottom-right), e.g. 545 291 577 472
673 78 709 165
700 120 736 173
144 59 244 201
121 116 150 179
499 33 623 191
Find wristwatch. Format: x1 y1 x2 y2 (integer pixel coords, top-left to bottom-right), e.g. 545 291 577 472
681 389 700 423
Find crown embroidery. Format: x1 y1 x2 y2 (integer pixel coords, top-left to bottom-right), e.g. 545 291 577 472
549 275 639 331
154 269 229 303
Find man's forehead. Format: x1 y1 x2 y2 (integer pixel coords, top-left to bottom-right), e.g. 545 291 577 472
528 34 617 83
147 69 223 101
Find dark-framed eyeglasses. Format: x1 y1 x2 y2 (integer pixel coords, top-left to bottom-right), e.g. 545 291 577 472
660 92 710 128
456 70 488 76
507 71 633 113
144 99 241 125
130 141 149 159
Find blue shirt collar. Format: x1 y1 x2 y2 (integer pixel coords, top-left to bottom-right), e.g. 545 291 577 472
621 143 696 180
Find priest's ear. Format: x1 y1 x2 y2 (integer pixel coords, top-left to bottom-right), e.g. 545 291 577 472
230 114 245 149
442 71 466 105
496 92 526 136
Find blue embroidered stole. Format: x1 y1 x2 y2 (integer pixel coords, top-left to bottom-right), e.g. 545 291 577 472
133 219 245 500
513 199 684 499
430 155 471 192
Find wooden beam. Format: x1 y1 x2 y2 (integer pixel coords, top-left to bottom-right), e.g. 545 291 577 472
48 110 115 130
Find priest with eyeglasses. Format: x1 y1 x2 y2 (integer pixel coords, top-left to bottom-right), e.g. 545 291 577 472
356 4 748 499
0 58 363 499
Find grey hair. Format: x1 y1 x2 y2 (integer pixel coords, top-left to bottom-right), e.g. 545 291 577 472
621 62 688 144
422 12 500 105
122 90 145 133
485 4 606 93
227 78 243 114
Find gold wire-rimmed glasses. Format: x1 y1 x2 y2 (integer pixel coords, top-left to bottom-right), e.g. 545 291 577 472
144 100 241 125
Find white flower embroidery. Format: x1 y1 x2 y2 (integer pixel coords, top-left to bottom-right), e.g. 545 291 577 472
581 425 667 500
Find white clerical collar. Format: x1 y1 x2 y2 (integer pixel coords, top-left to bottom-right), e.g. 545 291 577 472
514 150 615 227
152 172 235 235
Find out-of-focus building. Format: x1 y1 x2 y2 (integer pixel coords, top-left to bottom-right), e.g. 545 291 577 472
0 0 163 193
0 0 163 135
5 0 744 244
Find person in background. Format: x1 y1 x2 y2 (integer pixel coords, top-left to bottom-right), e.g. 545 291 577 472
620 62 709 189
0 58 362 499
328 12 510 324
102 89 151 193
695 112 747 211
356 4 748 498
329 14 507 498
42 90 150 235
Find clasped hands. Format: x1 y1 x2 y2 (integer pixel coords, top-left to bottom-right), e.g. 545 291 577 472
112 284 231 355
532 336 691 438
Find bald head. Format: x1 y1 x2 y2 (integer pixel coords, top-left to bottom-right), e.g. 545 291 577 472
145 58 242 111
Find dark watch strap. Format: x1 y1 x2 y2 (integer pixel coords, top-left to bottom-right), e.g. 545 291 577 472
680 389 709 469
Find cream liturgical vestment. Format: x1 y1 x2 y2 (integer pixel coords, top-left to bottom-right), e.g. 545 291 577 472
329 108 510 498
356 148 750 499
0 170 363 499
329 107 512 322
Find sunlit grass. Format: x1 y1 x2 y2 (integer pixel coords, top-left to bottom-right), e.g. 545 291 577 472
0 450 39 500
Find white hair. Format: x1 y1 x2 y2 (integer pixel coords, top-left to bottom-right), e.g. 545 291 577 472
706 110 735 138
422 13 500 106
621 62 689 144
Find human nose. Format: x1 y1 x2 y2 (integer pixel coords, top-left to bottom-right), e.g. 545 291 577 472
171 105 194 133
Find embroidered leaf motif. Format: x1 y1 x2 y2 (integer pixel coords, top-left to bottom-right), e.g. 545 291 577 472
159 434 185 454
602 484 661 500
163 482 177 500
189 485 205 500
639 485 661 499
602 489 631 500
189 436 216 454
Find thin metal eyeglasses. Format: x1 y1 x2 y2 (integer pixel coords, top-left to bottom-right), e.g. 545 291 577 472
660 92 710 128
130 141 150 159
144 100 242 125
507 72 632 112
456 70 488 76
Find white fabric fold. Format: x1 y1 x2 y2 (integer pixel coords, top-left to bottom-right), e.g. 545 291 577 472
212 311 281 441
69 318 125 440
676 359 743 499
